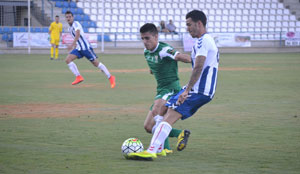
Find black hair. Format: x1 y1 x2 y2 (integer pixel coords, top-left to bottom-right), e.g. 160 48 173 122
55 15 59 17
65 10 73 16
186 10 207 27
140 23 158 35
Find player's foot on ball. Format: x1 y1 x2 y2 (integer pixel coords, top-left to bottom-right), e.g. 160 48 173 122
72 75 84 85
109 75 115 88
177 129 191 151
156 149 167 157
164 149 173 154
128 151 157 161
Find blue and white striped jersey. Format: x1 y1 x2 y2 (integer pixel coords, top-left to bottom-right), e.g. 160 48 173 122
190 33 219 98
68 21 91 51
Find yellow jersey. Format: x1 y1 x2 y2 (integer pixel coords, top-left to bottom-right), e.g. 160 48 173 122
49 22 63 39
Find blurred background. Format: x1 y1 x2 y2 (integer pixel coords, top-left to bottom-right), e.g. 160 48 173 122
0 0 300 54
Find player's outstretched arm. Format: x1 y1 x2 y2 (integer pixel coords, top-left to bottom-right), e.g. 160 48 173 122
159 47 191 63
175 53 191 63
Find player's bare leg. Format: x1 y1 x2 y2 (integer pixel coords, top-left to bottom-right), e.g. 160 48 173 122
144 99 182 154
143 99 166 133
144 111 156 133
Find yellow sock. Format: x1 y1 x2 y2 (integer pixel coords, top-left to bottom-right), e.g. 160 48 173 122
50 47 54 58
55 48 59 59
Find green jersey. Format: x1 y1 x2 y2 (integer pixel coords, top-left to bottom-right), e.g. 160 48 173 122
144 42 180 90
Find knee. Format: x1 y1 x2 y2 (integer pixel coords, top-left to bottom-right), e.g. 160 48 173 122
143 124 152 134
93 62 99 67
151 108 159 117
65 57 72 64
92 60 99 67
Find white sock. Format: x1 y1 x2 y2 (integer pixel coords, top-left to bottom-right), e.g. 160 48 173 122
152 115 164 134
157 144 164 153
98 62 111 79
147 121 172 153
152 115 164 152
154 115 163 122
67 62 80 76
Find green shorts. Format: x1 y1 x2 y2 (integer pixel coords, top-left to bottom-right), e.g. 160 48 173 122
150 80 181 110
154 88 178 100
155 80 181 100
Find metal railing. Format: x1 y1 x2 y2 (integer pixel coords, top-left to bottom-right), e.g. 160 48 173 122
44 0 54 21
96 31 287 41
31 0 53 26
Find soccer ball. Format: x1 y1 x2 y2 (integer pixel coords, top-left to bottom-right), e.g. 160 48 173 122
121 138 144 159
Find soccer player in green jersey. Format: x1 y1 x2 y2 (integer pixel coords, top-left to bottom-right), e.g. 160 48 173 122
140 23 191 155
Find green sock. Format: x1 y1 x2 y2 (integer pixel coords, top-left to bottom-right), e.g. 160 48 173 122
169 128 182 138
164 137 171 150
163 128 182 150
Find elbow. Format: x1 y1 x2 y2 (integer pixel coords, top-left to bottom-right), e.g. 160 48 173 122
185 55 192 63
184 57 192 63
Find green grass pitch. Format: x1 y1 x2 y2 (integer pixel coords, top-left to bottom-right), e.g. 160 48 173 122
0 53 299 174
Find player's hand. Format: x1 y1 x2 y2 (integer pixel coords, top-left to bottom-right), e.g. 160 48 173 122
159 46 179 59
176 90 189 105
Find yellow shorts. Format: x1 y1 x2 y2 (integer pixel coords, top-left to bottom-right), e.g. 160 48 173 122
50 37 60 46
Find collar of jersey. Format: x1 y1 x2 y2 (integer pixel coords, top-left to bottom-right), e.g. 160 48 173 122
199 33 207 39
149 42 160 53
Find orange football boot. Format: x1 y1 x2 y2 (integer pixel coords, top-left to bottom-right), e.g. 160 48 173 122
71 75 84 85
109 75 115 88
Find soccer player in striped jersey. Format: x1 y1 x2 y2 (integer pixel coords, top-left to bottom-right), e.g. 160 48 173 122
129 10 219 160
140 23 191 155
64 11 115 88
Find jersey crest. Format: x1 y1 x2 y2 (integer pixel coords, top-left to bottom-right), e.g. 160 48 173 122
145 54 159 63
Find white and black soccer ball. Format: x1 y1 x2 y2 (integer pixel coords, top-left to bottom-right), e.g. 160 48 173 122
121 138 144 159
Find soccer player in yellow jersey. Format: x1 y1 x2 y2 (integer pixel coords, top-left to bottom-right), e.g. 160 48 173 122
49 15 63 60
